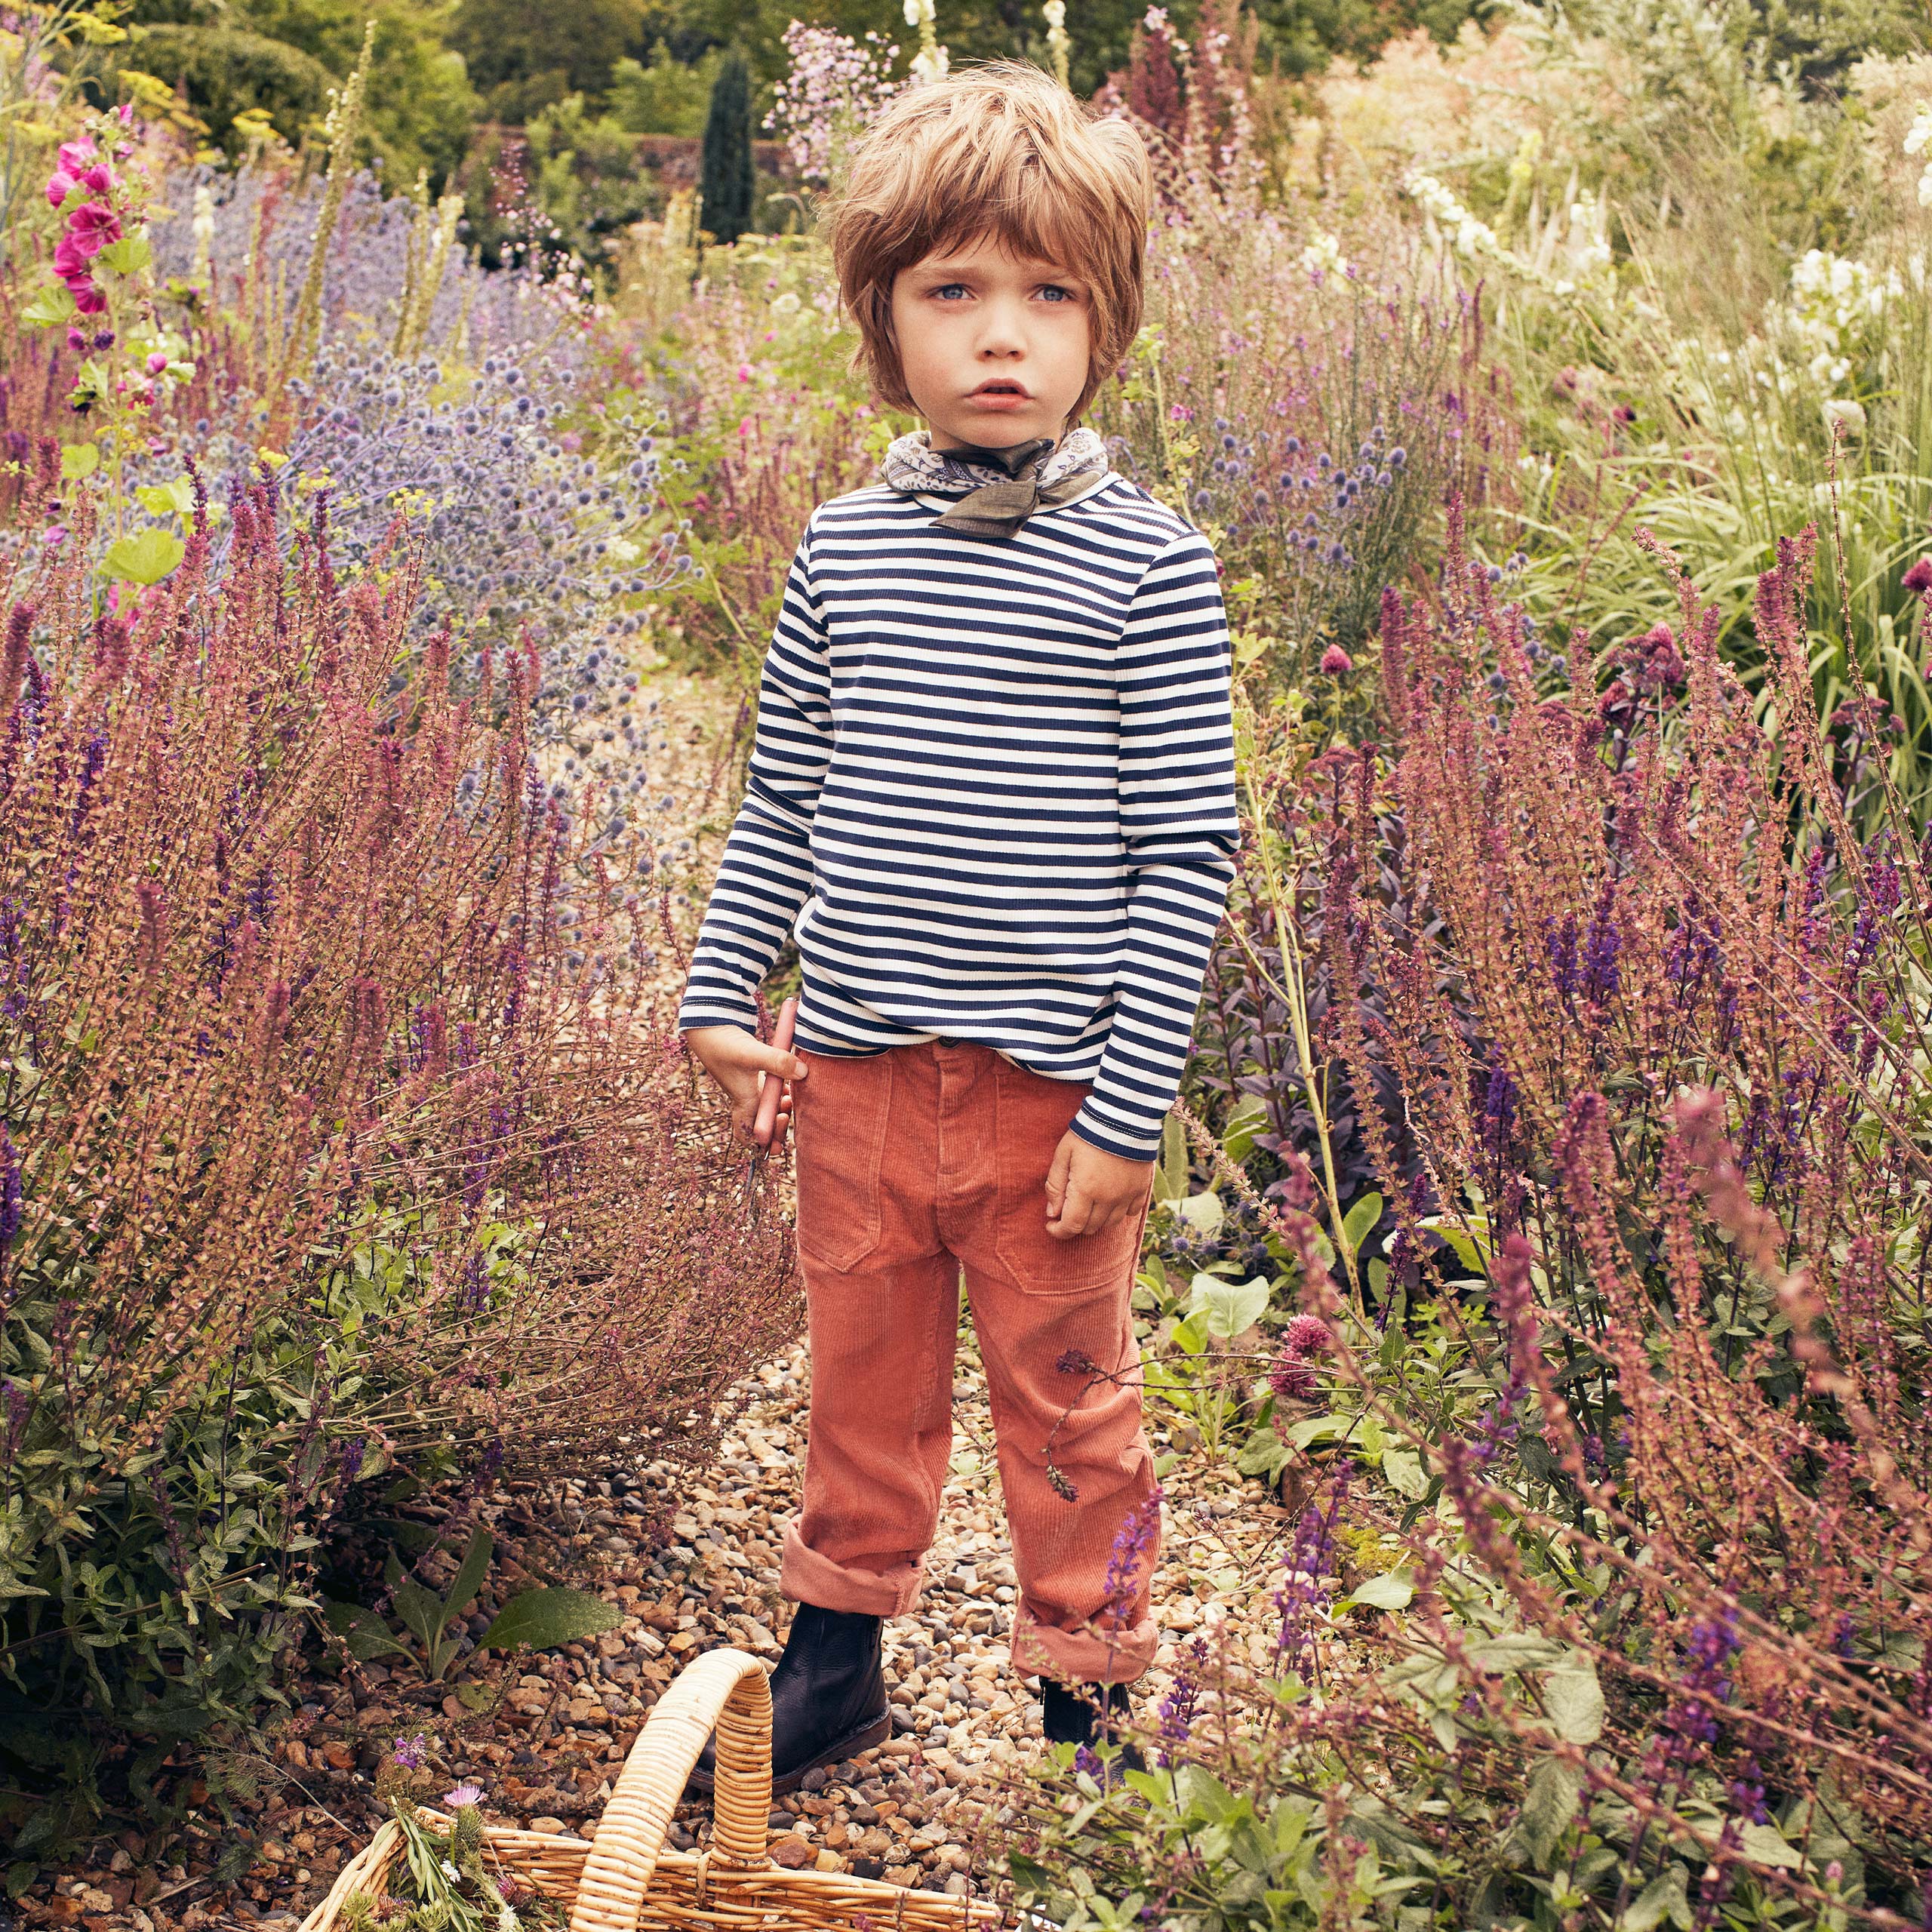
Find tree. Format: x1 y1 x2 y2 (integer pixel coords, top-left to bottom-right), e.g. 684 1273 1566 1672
697 46 752 247
449 0 647 110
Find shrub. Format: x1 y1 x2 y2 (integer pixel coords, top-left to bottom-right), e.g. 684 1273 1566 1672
994 518 1932 1927
0 475 802 1825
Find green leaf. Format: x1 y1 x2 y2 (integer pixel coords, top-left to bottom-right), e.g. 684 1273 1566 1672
1380 1447 1427 1498
7 1863 40 1900
1735 1821 1807 1871
22 285 76 328
102 528 186 586
455 1681 496 1711
1176 1190 1225 1238
1168 1312 1208 1355
1512 1756 1583 1870
93 235 152 277
1188 1270 1271 1339
1623 1864 1691 1932
1154 1114 1188 1203
135 475 196 520
1285 1412 1350 1451
478 1586 622 1653
390 1573 446 1651
1235 1423 1294 1481
60 443 100 481
1346 1571 1413 1611
1340 1192 1383 1260
1222 1094 1269 1164
1543 1656 1604 1745
321 1598 409 1662
443 1524 493 1629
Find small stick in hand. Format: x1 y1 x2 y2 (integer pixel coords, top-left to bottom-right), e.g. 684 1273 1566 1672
752 995 799 1151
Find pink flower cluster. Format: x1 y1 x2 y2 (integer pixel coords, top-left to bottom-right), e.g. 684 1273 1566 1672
763 21 904 187
46 113 133 324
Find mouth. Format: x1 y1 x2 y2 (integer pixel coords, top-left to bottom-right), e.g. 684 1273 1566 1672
969 380 1032 399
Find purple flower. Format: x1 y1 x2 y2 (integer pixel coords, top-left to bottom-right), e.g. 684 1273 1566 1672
1153 1635 1208 1767
1319 645 1352 675
391 1730 432 1769
442 1782 483 1807
1099 1484 1164 1632
1903 558 1932 595
1272 1478 1344 1669
0 1125 20 1249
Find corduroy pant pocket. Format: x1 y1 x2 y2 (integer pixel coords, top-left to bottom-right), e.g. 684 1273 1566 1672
791 1047 894 1272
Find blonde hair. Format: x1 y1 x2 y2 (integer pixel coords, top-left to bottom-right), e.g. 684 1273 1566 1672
821 60 1154 431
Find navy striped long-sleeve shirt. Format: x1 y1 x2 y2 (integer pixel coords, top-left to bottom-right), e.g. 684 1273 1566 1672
673 466 1241 1161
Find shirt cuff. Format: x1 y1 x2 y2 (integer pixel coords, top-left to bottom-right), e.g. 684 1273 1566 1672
1068 1105 1161 1163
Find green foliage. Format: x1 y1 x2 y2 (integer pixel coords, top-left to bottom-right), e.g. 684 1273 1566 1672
122 21 332 149
321 1526 621 1678
450 0 647 115
697 46 752 248
524 93 666 266
607 38 721 136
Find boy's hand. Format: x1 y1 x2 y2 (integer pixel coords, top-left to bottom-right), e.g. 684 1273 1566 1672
1044 1130 1153 1238
682 1024 809 1151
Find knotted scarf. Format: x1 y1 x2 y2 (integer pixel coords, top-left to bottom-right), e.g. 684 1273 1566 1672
878 424 1111 539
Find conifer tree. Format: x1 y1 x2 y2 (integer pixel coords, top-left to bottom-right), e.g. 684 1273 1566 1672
698 49 754 248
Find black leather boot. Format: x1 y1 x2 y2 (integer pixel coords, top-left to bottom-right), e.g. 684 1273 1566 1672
1041 1677 1148 1780
683 1602 890 1798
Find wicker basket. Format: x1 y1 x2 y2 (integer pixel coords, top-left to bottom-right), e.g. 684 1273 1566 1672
298 1647 1006 1932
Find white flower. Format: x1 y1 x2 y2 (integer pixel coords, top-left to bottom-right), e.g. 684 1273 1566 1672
1298 230 1348 276
1042 0 1065 24
1919 165 1932 208
1905 104 1932 157
903 0 920 23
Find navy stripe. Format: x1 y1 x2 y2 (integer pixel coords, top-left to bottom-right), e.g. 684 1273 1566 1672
675 471 1240 1160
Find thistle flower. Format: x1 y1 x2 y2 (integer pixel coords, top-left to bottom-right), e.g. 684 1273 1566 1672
1318 644 1352 675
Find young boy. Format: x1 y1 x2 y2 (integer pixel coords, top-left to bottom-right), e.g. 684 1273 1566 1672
675 58 1238 1795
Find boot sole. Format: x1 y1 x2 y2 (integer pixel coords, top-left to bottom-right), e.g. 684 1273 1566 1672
681 1709 893 1801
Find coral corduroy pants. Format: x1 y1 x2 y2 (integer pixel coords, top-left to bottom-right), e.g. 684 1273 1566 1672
777 1035 1162 1687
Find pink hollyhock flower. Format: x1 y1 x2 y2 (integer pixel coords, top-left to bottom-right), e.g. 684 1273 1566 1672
146 350 168 374
1319 645 1353 675
79 164 113 194
1903 558 1932 595
64 203 122 255
57 137 97 176
43 525 68 549
66 326 86 351
46 171 78 208
70 281 106 315
54 233 91 279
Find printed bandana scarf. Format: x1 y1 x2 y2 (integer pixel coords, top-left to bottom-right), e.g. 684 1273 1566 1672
878 424 1109 539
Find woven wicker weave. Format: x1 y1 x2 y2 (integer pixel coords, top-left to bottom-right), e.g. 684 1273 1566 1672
298 1647 1005 1932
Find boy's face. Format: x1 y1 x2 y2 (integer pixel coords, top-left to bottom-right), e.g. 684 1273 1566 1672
888 232 1091 452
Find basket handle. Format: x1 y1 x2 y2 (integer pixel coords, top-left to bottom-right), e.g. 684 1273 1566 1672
567 1645 774 1932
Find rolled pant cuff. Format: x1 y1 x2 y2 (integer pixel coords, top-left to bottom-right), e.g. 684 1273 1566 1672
1010 1602 1157 1686
781 1522 925 1618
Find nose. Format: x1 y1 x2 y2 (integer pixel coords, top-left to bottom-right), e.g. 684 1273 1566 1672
974 288 1029 357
